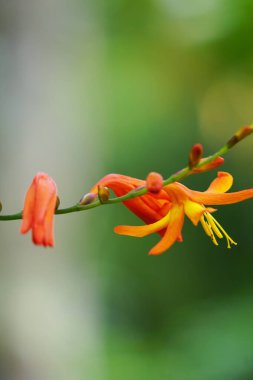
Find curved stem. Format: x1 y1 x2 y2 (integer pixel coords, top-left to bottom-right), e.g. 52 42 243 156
0 129 249 222
56 200 101 214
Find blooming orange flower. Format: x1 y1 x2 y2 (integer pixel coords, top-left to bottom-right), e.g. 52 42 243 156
90 173 169 229
20 172 58 247
91 171 253 255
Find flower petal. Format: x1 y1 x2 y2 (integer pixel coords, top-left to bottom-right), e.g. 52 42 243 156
149 204 184 255
43 191 57 246
20 181 36 233
166 175 253 206
114 210 171 238
32 223 45 245
90 174 144 194
205 172 233 193
184 200 205 225
123 196 168 226
186 188 253 205
33 176 56 223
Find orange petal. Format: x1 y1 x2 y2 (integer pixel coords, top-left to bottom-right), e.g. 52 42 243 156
186 188 253 205
206 172 233 193
90 174 144 194
114 210 171 238
20 180 36 233
32 223 45 245
122 196 166 226
149 204 184 255
166 175 253 206
141 193 166 213
33 175 56 223
43 192 57 247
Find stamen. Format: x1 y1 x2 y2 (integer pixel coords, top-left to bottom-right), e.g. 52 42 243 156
205 213 223 239
208 213 237 249
205 216 219 246
200 215 218 245
200 216 212 237
200 211 237 249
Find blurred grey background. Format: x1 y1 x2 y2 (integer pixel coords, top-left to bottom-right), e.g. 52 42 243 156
0 0 253 379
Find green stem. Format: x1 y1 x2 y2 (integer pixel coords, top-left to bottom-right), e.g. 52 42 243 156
0 212 23 221
56 200 101 214
0 137 241 222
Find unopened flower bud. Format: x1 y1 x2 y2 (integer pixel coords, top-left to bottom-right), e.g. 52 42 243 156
227 125 253 148
55 196 60 211
0 201 2 212
98 186 110 203
188 144 203 168
79 192 98 205
146 172 163 193
192 156 224 173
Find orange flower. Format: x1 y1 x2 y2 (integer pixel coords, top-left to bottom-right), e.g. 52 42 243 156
20 172 58 247
91 171 253 255
90 174 171 229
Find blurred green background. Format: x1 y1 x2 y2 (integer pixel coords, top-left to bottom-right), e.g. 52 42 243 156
0 0 253 379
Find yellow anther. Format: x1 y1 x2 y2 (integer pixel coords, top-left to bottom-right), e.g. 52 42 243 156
200 212 237 249
200 216 212 237
208 214 237 249
205 213 223 239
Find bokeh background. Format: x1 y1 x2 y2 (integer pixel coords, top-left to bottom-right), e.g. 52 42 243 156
0 1 253 379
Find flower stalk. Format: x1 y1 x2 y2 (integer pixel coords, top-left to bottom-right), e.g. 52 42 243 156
0 125 252 223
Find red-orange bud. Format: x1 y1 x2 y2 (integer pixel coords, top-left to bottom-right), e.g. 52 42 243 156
192 156 224 173
227 125 253 148
146 172 164 193
189 144 203 168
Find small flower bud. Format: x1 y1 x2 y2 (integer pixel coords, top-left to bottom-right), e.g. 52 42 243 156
146 172 164 193
227 125 253 148
55 196 60 211
0 201 2 212
98 186 110 203
192 156 224 173
79 192 98 205
188 144 203 168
